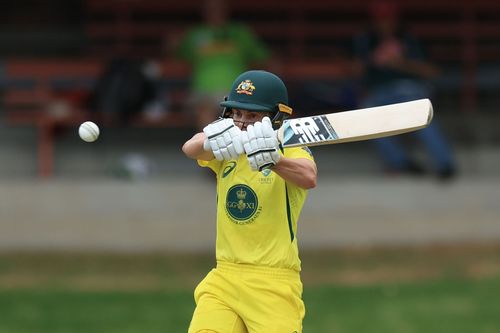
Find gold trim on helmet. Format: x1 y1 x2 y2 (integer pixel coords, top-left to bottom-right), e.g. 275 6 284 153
278 103 293 115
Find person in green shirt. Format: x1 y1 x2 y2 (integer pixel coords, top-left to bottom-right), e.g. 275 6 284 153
177 0 269 130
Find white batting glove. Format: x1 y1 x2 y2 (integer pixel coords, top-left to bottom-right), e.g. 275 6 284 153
240 117 281 171
203 118 244 161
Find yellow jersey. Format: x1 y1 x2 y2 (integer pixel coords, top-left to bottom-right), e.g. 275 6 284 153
198 147 314 272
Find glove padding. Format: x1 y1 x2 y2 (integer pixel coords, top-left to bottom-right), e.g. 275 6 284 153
240 117 281 171
203 118 244 161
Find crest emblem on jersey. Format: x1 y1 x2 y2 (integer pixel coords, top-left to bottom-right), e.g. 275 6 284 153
226 184 259 224
236 80 255 95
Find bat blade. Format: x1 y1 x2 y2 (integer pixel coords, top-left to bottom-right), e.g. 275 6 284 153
278 98 433 147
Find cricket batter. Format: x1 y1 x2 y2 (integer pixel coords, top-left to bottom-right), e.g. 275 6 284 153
182 70 317 332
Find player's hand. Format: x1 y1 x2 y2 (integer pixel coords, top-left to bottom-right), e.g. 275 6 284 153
203 118 244 161
240 117 281 171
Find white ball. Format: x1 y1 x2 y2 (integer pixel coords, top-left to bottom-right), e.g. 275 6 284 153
79 121 100 142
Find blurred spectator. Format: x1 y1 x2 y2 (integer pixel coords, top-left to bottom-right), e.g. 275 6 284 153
0 61 4 115
87 57 167 125
353 1 457 180
175 0 270 130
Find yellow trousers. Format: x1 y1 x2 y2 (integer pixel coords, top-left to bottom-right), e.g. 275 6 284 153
188 261 304 333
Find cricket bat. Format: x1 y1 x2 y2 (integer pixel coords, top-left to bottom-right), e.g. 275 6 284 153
278 98 433 147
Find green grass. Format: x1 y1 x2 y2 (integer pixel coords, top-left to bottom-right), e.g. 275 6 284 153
0 290 193 333
1 245 500 333
303 278 500 333
0 279 499 333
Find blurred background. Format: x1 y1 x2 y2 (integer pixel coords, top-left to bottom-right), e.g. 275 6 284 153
0 0 499 332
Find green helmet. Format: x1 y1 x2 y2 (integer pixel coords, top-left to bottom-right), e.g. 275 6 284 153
220 70 293 129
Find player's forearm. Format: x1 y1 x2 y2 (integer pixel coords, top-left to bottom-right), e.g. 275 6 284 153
182 132 214 161
272 157 317 189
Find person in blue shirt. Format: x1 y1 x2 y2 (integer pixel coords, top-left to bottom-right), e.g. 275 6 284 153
353 1 456 180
